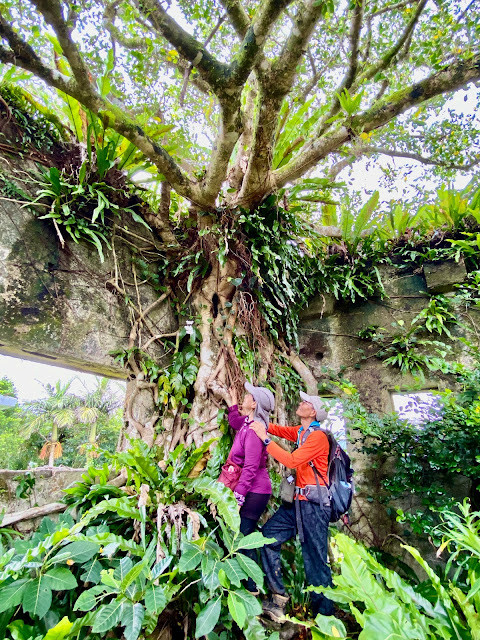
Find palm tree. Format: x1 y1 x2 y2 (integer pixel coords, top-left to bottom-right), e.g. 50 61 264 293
75 378 122 463
23 381 78 467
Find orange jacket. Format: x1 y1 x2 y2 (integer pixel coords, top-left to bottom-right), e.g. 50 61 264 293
266 423 329 499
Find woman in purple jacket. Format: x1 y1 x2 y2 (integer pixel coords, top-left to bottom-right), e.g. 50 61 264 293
228 382 274 518
213 381 274 591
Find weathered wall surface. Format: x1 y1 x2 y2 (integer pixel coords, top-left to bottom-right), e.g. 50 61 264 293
0 468 84 532
0 159 177 377
298 260 479 556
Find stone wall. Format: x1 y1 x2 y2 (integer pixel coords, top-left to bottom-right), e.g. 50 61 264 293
0 156 177 377
0 468 84 532
298 260 479 562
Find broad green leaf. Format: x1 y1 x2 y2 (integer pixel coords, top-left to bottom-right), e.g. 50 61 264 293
114 556 134 583
144 585 167 614
313 614 347 638
236 554 264 590
51 540 99 564
227 591 246 628
74 585 109 611
234 532 275 552
188 477 240 531
0 579 29 613
229 589 262 617
195 596 221 638
120 561 147 592
220 558 246 587
43 616 73 640
151 555 173 579
92 600 123 633
80 559 103 584
22 577 52 619
178 540 204 572
44 567 78 591
121 602 145 640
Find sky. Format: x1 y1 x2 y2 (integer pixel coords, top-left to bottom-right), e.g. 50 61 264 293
0 353 126 403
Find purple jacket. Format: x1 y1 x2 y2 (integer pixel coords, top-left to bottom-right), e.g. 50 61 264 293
227 405 272 497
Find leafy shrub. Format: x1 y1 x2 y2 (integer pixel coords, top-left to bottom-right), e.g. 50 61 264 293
343 366 480 538
0 440 276 640
302 501 480 640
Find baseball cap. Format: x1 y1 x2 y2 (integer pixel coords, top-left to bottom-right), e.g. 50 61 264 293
244 382 275 413
299 391 328 422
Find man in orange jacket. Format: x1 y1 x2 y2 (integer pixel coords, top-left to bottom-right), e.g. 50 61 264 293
249 392 334 622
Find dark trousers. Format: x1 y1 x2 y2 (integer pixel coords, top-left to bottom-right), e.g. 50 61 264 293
240 516 260 592
260 501 334 616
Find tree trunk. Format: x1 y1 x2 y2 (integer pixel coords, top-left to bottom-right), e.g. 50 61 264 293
49 424 57 468
119 253 284 456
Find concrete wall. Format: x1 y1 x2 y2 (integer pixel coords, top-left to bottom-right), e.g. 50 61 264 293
0 468 84 532
298 260 479 553
0 156 177 377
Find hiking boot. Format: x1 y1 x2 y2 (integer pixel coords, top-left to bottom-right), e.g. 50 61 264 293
262 593 289 623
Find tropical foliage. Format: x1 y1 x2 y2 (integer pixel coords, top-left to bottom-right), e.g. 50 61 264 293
342 356 480 538
301 501 480 640
0 377 122 469
0 440 277 640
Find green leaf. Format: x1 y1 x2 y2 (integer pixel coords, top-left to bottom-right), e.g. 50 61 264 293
74 585 109 611
114 556 134 583
195 596 221 638
313 613 347 638
51 540 99 564
120 561 147 592
228 589 262 617
236 554 264 590
227 591 246 628
44 567 78 591
43 616 73 640
144 585 168 614
179 540 204 572
188 477 240 531
22 576 52 619
121 602 145 640
80 558 103 584
0 579 29 613
220 558 246 587
234 532 275 551
92 600 123 633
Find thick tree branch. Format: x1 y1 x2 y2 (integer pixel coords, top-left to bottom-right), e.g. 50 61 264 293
343 0 365 91
218 0 250 38
201 98 243 206
358 0 428 84
136 0 229 96
228 84 256 192
30 0 93 94
229 0 295 86
238 0 325 201
362 147 480 171
273 53 480 188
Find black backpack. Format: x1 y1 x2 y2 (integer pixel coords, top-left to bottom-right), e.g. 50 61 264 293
310 431 354 523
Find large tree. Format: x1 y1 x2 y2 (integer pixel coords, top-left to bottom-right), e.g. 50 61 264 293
0 0 479 449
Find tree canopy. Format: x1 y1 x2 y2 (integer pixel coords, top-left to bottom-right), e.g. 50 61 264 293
0 0 479 212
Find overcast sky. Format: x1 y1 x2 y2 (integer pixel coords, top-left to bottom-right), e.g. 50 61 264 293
0 354 125 402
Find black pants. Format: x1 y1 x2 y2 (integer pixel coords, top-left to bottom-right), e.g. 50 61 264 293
260 501 334 616
240 492 270 592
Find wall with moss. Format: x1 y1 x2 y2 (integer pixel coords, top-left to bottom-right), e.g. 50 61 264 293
0 160 177 378
298 260 479 551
